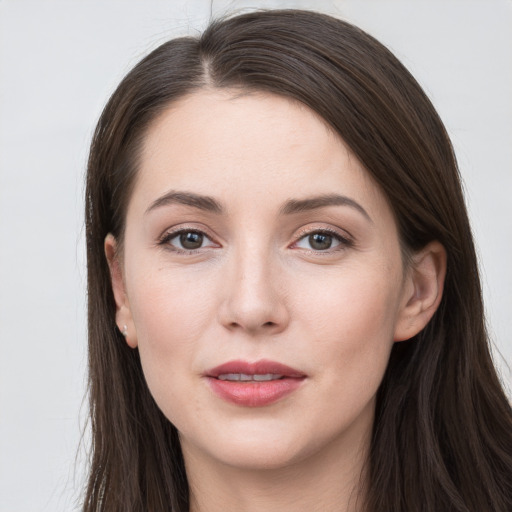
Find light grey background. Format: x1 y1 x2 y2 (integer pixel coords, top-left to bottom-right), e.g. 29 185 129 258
0 1 510 510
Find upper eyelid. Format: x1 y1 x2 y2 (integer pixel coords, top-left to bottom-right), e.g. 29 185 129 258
293 225 353 242
158 224 216 241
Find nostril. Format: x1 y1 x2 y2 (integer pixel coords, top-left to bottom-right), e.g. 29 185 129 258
227 320 277 331
219 299 289 334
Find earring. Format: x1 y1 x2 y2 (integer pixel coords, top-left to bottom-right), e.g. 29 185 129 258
121 325 128 337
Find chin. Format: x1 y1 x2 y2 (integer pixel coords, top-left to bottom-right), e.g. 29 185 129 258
210 438 307 471
181 414 348 473
178 416 310 471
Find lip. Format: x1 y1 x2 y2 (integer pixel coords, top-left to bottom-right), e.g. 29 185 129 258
204 359 307 407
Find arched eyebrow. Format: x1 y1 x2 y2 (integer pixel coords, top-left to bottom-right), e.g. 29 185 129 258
145 191 223 215
145 190 372 223
280 194 372 223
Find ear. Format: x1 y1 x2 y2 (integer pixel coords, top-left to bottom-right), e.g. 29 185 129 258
104 233 138 348
394 241 447 342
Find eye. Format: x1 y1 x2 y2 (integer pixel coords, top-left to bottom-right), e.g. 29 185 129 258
159 229 217 252
293 230 350 252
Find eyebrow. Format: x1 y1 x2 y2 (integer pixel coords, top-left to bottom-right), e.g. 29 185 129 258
280 194 372 222
145 191 223 215
145 190 371 222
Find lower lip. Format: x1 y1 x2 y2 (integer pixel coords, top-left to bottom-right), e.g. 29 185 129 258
207 377 305 407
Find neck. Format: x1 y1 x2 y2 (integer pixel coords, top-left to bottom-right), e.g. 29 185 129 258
183 424 370 512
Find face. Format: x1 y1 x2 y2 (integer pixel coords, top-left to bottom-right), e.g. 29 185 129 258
108 90 420 472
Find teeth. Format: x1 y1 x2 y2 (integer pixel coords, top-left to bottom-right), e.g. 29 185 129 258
253 374 283 381
220 373 240 381
218 373 284 381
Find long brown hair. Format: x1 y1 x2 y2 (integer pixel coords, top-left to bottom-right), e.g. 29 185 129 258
83 9 512 511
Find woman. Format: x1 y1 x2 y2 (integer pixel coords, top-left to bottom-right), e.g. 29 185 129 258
83 9 512 512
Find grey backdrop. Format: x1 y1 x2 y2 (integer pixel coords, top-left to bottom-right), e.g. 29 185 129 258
1 1 510 510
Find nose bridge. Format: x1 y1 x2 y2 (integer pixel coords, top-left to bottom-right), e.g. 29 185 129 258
237 236 270 286
219 235 288 334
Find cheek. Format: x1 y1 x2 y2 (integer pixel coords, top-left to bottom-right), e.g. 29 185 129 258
292 262 402 388
130 261 218 339
297 260 401 330
279 268 400 449
126 263 219 394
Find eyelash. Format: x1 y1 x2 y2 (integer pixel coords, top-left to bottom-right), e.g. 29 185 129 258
292 227 353 254
157 226 353 255
157 227 218 255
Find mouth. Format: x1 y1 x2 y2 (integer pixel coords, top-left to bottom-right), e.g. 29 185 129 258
204 359 307 407
217 373 286 381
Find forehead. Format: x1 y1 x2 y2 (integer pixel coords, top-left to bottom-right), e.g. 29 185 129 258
130 89 389 219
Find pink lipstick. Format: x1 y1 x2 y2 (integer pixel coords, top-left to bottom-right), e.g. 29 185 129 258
205 359 306 407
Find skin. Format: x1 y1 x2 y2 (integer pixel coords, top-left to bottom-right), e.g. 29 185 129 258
106 90 446 512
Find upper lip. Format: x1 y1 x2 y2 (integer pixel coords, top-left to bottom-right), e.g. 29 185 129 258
205 359 306 378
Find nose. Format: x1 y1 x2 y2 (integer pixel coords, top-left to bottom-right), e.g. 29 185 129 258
217 245 290 336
